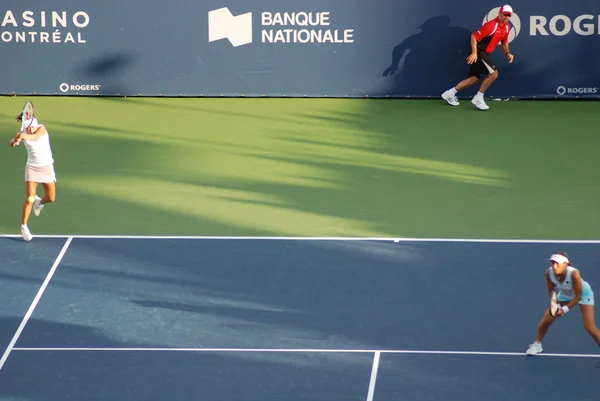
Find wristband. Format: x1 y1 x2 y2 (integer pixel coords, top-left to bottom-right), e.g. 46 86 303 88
561 305 569 314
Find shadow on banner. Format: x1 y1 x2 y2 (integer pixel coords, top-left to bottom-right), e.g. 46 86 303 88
75 51 139 96
376 16 472 98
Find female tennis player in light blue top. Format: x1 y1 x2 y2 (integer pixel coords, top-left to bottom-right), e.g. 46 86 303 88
526 252 600 355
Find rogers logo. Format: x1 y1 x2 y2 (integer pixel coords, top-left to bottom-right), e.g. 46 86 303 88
556 86 598 95
531 15 599 36
483 7 521 43
59 82 101 93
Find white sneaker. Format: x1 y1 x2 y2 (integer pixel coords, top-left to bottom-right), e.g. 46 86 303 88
471 96 489 110
526 341 543 355
21 226 33 242
442 90 460 106
33 196 44 216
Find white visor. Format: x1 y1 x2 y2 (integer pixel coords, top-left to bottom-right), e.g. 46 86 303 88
549 254 569 264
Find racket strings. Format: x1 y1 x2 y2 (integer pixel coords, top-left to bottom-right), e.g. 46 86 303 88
23 101 35 121
18 101 36 128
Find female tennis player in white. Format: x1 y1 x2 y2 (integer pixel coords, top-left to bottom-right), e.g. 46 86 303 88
8 101 56 242
526 252 600 355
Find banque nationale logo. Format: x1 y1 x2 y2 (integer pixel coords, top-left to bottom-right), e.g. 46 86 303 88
208 7 354 47
208 7 252 47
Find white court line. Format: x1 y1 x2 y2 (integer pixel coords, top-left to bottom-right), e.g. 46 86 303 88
0 237 73 372
10 347 600 358
366 351 381 401
1 234 600 243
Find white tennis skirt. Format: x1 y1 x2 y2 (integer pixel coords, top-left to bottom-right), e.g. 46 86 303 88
25 164 56 184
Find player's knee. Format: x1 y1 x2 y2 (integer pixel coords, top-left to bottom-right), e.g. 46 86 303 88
583 322 598 335
490 70 499 80
47 194 56 203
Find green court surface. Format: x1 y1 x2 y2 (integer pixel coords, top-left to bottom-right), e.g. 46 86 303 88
1 96 599 239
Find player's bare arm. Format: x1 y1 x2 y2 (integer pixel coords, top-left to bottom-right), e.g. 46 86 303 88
544 270 554 296
467 34 478 64
502 43 514 63
21 126 47 141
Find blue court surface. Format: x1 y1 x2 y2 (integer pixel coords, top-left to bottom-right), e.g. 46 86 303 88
1 236 599 400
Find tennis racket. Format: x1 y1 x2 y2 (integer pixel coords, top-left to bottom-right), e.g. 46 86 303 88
549 291 560 317
20 101 35 131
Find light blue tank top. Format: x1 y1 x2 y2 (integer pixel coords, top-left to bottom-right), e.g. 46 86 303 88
548 266 591 298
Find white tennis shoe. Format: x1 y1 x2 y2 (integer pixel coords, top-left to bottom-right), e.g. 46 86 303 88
441 90 460 106
471 96 490 110
33 195 44 216
21 225 32 242
526 341 543 355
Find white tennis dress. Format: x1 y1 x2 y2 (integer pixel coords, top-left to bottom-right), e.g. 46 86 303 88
22 118 56 183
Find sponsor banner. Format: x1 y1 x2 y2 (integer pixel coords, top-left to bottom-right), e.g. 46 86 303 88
59 83 101 93
555 86 598 96
0 9 90 44
207 8 355 46
0 0 598 99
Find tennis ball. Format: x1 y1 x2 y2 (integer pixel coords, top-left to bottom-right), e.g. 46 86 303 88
27 195 35 203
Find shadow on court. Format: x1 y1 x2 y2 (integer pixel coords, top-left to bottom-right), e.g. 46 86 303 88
0 113 281 237
0 317 372 401
3 96 600 239
17 238 600 354
0 238 70 349
1 238 599 400
292 99 600 239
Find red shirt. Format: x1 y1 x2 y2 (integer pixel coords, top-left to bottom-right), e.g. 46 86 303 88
473 18 510 53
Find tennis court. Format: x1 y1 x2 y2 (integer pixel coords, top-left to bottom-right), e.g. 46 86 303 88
1 97 600 239
1 95 599 399
0 235 599 400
